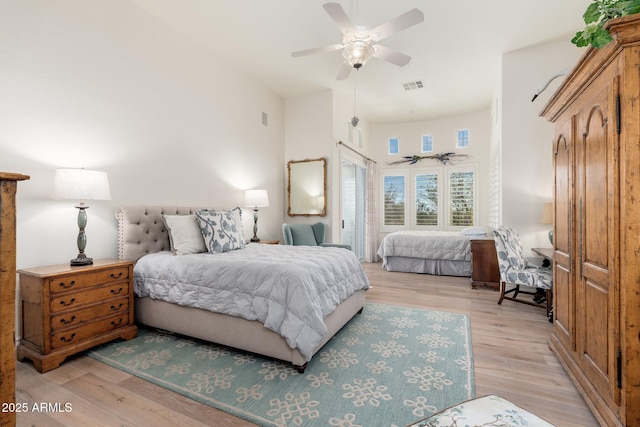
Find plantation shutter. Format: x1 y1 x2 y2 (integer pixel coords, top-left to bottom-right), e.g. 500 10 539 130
383 175 405 226
415 173 438 226
449 170 474 226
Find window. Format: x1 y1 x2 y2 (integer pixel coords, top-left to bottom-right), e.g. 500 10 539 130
448 169 475 226
382 174 406 227
389 138 399 155
457 129 469 148
415 172 439 226
382 166 477 231
421 135 433 153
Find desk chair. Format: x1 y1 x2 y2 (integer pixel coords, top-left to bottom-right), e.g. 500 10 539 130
493 226 553 317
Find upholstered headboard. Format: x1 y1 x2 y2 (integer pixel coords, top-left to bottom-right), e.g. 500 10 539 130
115 206 208 262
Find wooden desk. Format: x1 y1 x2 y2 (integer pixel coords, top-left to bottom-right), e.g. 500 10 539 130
470 239 499 290
531 247 553 267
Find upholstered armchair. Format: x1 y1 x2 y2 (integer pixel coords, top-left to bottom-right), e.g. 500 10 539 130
282 223 351 250
493 226 553 317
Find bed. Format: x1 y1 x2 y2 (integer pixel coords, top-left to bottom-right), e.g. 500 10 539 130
115 206 369 372
377 229 488 277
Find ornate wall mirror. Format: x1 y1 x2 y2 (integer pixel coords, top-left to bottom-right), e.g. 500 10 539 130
287 157 327 216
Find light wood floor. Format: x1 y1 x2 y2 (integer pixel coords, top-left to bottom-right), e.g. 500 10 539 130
15 263 599 426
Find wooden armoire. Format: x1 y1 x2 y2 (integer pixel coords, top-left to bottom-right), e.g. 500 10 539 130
0 172 29 427
541 15 640 427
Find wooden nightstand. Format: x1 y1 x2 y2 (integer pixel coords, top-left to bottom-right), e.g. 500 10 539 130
258 240 280 245
470 238 500 290
17 259 137 373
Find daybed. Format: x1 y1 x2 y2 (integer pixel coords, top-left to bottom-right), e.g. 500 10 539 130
115 206 369 372
377 228 487 277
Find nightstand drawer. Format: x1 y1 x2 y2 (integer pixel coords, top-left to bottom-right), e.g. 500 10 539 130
95 266 129 285
49 282 130 313
50 313 129 350
50 296 129 332
48 266 129 294
48 274 97 294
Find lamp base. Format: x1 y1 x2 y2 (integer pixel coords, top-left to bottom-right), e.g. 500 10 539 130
250 237 261 243
70 254 93 266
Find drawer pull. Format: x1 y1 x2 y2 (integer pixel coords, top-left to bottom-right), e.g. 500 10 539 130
60 333 76 343
59 298 76 307
60 316 76 325
110 272 124 279
110 287 124 295
110 303 123 311
111 318 124 327
58 280 76 289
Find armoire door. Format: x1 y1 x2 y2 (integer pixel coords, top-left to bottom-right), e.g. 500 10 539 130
552 117 574 352
574 73 620 406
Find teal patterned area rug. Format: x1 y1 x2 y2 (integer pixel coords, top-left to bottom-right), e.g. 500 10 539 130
88 303 474 427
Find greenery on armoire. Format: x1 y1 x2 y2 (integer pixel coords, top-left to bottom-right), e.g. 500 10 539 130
572 0 640 48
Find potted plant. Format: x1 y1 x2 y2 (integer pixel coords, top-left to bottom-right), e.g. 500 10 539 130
572 0 640 48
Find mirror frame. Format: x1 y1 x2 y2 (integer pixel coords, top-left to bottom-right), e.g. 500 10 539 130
287 157 327 217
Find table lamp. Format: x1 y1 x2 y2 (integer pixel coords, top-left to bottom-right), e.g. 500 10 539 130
53 168 111 265
245 189 269 243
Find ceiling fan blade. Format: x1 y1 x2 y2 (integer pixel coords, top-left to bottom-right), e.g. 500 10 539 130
336 62 352 80
291 44 344 57
373 44 412 67
369 8 424 41
323 2 356 35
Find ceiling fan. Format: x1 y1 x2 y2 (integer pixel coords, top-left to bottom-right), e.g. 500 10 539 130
291 2 424 80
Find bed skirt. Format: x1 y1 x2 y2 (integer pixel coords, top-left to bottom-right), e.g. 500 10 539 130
382 256 471 277
134 289 366 369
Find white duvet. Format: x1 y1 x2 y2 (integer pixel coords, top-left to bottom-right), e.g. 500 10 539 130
377 230 472 265
133 244 369 361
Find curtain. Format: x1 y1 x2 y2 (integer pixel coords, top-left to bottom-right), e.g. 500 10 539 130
364 159 379 262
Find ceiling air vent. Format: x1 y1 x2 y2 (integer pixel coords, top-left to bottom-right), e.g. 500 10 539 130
403 80 424 91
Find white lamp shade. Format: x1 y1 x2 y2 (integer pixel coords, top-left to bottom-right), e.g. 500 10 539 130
540 202 553 224
245 189 269 208
53 168 112 201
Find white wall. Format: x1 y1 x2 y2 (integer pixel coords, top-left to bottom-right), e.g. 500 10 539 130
500 38 584 254
370 108 492 238
283 90 335 239
283 88 372 244
0 0 285 269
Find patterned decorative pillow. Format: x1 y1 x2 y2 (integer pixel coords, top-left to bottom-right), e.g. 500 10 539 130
162 214 207 255
195 208 246 253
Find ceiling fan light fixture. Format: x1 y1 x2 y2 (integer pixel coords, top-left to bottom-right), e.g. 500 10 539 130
342 41 375 68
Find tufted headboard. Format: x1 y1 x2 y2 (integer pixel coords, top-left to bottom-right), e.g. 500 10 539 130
115 206 209 262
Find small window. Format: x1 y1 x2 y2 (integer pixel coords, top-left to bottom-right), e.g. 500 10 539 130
415 172 438 226
421 135 433 153
449 170 475 226
457 129 469 148
383 174 405 226
389 138 399 155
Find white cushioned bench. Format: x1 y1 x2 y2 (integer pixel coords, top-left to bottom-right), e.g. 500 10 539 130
406 394 555 427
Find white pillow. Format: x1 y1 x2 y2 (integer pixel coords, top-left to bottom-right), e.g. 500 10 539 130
460 226 487 236
162 214 207 255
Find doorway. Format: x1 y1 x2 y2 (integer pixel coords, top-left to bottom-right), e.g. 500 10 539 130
341 156 366 260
